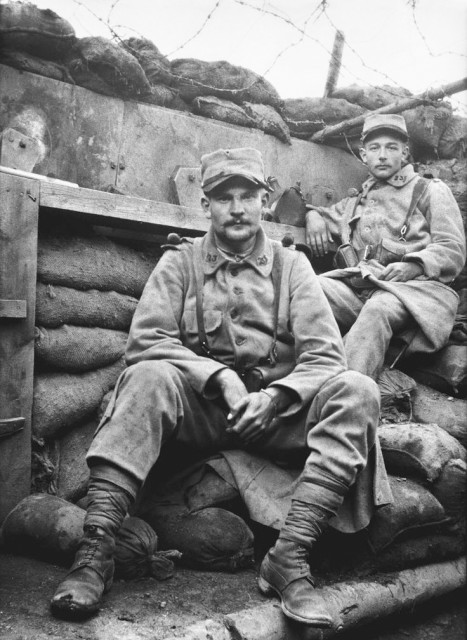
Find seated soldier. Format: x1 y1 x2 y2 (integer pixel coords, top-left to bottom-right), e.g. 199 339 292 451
50 147 391 628
306 113 466 380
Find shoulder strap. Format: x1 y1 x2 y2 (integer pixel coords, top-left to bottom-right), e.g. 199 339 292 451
399 177 430 240
192 237 284 363
192 237 211 357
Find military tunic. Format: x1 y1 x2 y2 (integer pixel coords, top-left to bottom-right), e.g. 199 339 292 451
312 164 466 377
88 226 392 532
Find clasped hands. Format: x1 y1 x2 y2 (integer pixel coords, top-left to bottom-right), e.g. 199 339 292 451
212 368 282 444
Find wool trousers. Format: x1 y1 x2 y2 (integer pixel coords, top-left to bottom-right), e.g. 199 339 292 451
87 360 380 506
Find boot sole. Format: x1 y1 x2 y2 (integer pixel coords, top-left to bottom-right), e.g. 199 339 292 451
258 575 333 628
50 598 100 620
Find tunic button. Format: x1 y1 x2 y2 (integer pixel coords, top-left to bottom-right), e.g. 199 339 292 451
233 286 242 295
235 336 246 345
230 268 239 277
230 308 239 319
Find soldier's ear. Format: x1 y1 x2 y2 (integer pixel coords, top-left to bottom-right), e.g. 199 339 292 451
359 147 367 164
261 190 270 207
201 196 211 218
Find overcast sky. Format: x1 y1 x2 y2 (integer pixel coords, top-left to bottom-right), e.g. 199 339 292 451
24 0 467 113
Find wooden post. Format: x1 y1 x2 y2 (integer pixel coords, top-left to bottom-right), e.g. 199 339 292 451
0 173 39 523
323 30 345 98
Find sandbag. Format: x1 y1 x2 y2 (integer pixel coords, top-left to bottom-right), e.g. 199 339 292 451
144 84 190 111
366 476 448 551
37 231 159 297
332 84 412 110
122 36 173 86
143 507 254 572
0 496 179 576
35 324 128 373
0 494 85 564
403 344 467 397
0 2 76 60
431 458 466 519
411 383 467 447
33 357 126 439
66 36 151 99
115 516 179 581
403 103 452 158
438 115 467 160
0 49 72 82
57 418 97 502
243 102 291 144
283 97 365 138
36 282 138 330
170 58 283 109
192 96 255 129
378 422 466 482
377 367 417 423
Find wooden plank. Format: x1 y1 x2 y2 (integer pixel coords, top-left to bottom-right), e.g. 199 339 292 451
0 299 27 318
0 173 39 523
39 180 307 244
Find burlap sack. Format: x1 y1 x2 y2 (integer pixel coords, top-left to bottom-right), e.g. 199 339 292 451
332 84 412 110
143 506 254 572
192 96 256 129
35 283 138 330
57 418 96 502
170 58 282 109
37 232 159 297
144 84 190 111
243 102 291 144
35 324 128 372
0 2 76 61
431 458 466 519
33 357 126 439
438 115 467 160
403 345 467 397
66 36 151 99
366 476 448 551
0 49 71 82
283 97 365 132
122 37 173 86
403 103 452 158
378 422 466 482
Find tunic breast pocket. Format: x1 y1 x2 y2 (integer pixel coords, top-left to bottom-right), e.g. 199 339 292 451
182 308 224 346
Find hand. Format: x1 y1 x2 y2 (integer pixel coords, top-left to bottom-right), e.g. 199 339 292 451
305 209 333 257
211 368 249 411
226 391 278 444
378 261 424 282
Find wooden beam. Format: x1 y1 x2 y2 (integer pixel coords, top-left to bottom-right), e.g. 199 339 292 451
0 173 39 523
323 30 345 98
312 76 467 143
39 181 306 244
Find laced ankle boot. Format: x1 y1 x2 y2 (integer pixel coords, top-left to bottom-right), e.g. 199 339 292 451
51 477 134 619
259 490 343 627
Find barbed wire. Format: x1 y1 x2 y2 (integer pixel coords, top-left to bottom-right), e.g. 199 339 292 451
167 0 223 57
63 0 466 115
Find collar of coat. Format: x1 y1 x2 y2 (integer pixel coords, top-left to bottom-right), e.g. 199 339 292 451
201 225 274 277
361 163 419 197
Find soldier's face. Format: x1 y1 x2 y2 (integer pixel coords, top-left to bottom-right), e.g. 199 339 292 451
202 177 268 252
360 134 409 180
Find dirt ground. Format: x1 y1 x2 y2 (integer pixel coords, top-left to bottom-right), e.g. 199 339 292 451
1 551 465 640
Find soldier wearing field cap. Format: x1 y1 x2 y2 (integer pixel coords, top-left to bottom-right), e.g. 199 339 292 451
306 113 466 380
51 146 391 628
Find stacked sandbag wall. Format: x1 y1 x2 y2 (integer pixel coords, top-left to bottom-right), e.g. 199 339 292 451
1 2 466 157
31 218 161 501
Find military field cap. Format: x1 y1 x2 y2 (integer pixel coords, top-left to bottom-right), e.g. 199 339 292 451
201 147 270 193
361 113 409 144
